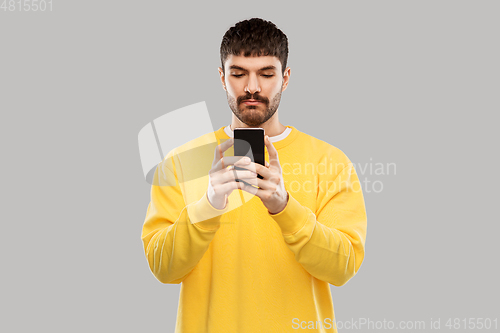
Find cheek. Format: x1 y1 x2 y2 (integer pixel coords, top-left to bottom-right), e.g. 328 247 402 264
225 81 241 96
265 80 283 94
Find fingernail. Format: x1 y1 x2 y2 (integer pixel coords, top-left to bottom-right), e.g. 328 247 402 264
243 157 251 163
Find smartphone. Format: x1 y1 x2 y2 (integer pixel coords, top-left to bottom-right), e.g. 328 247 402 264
233 128 265 182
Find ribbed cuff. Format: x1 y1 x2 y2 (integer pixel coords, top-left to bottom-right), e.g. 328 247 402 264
187 193 228 231
269 193 309 235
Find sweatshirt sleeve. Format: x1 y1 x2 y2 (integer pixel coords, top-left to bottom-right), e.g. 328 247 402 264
270 162 367 286
141 152 228 284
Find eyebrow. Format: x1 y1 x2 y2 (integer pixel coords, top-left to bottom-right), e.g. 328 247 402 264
229 65 277 72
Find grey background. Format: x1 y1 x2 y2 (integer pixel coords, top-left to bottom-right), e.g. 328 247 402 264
1 0 498 332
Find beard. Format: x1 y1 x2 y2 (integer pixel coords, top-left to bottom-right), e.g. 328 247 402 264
227 90 282 127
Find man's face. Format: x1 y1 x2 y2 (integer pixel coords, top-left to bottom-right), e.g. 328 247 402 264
219 54 290 126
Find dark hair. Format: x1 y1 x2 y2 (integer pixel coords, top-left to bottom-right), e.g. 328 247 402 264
220 18 289 76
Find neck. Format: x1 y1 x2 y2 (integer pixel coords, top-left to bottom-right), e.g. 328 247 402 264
230 112 286 137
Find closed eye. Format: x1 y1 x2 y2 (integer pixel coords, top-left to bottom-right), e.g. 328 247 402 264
231 74 274 78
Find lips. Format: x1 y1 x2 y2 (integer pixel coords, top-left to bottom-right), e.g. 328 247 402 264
243 100 263 105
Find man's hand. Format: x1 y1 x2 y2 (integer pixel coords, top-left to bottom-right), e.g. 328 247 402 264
239 135 289 214
207 138 258 209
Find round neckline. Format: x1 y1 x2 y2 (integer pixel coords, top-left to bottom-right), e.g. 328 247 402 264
216 125 300 150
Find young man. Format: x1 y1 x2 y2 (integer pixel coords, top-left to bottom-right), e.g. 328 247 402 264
141 18 367 333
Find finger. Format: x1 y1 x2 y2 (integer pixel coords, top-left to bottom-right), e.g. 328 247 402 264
229 162 256 175
264 135 280 169
251 178 278 191
214 156 250 172
213 138 234 164
239 183 266 199
237 177 259 187
242 162 272 179
225 156 251 167
217 170 257 184
214 181 245 195
219 137 234 154
231 169 259 187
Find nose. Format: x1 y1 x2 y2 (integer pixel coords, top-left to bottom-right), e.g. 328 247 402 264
244 74 261 94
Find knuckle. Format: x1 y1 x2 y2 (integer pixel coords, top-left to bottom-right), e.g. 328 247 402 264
212 186 219 195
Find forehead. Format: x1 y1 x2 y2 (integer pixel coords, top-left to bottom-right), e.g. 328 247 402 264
225 54 281 72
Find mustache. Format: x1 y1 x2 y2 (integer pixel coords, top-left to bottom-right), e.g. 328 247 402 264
238 95 268 104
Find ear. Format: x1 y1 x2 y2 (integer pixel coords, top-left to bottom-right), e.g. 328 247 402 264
218 67 227 91
281 67 291 92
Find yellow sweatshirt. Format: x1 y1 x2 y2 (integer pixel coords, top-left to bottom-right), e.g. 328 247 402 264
141 126 367 333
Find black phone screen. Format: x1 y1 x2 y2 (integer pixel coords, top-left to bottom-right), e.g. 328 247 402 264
233 128 265 180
